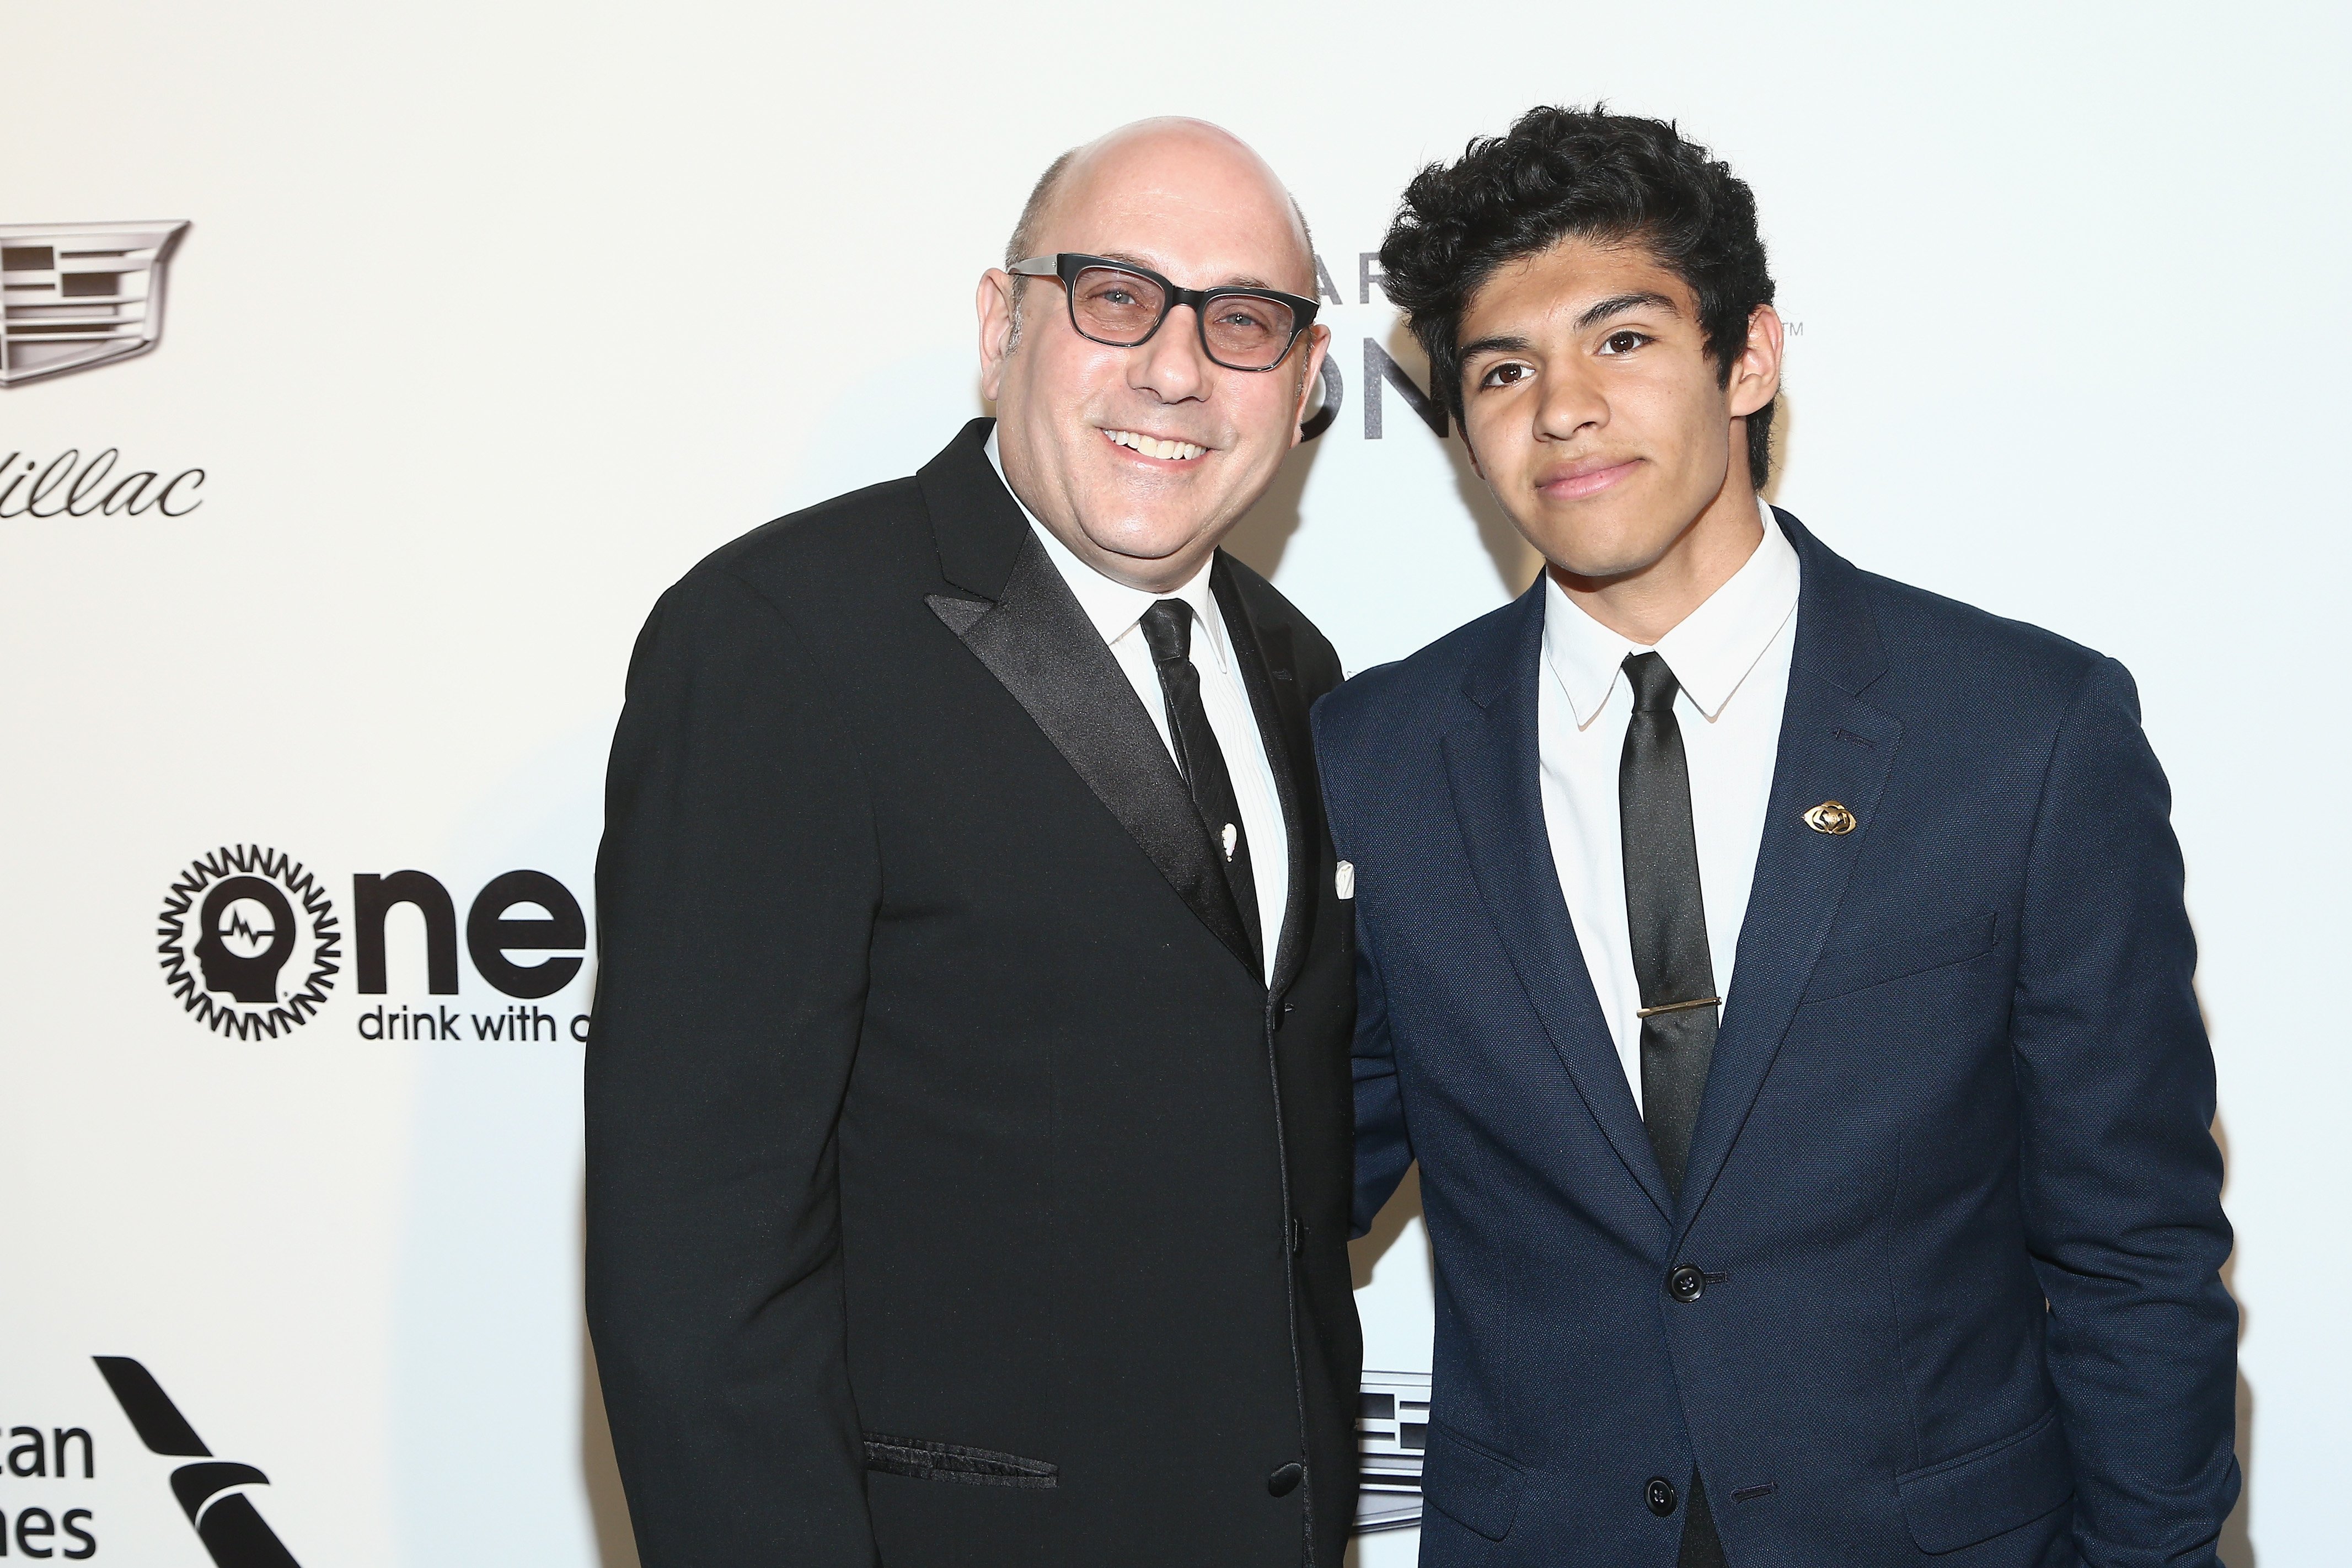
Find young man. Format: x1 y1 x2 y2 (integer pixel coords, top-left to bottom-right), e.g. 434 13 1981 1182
1315 108 2236 1566
588 120 1360 1567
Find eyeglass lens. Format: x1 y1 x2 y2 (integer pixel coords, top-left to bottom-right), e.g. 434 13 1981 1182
1069 265 1296 370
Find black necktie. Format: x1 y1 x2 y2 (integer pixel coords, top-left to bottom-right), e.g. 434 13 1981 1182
1619 651 1719 1198
1619 651 1729 1568
1139 599 1262 971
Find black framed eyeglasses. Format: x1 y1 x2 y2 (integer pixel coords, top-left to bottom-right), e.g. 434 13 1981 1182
1009 253 1319 373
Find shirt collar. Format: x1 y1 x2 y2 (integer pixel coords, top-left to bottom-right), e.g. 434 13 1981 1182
985 428 1228 671
1541 498 1801 728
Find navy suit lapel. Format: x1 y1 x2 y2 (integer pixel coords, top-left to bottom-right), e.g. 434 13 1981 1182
1442 584 1674 1223
919 422 1260 981
1213 559 1315 1001
1675 511 1903 1230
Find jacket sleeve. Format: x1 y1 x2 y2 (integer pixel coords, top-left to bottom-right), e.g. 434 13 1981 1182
586 563 882 1567
1311 690 1414 1237
1348 909 1415 1237
2010 656 2239 1567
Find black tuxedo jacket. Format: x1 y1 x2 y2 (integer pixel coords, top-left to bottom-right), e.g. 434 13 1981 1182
586 419 1360 1567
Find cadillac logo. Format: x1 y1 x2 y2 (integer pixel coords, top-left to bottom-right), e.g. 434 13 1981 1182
1 221 189 385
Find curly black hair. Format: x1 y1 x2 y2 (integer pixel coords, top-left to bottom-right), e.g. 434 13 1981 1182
1379 105 1777 488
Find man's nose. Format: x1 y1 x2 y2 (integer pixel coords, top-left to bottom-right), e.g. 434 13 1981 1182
1129 304 1212 402
1535 366 1607 441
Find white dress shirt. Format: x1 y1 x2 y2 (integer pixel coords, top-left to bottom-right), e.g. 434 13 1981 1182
986 433 1289 980
1536 502 1801 1111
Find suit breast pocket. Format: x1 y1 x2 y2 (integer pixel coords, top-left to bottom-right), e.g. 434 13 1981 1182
1801 912 2001 1006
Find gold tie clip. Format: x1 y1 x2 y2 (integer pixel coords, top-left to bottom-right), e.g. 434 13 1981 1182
1637 996 1722 1019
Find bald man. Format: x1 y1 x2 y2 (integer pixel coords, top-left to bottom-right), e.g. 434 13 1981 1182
587 120 1361 1568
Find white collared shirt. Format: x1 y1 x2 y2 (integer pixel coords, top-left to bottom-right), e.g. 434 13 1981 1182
986 433 1288 981
1536 501 1801 1110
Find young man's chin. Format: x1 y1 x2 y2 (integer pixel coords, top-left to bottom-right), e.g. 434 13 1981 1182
1519 516 1680 586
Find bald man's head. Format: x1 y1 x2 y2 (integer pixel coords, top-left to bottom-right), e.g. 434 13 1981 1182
975 116 1332 596
1006 148 1082 271
1005 118 1316 335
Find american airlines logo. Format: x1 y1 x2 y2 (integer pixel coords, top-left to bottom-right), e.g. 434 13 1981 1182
95 1356 306 1567
1 221 189 385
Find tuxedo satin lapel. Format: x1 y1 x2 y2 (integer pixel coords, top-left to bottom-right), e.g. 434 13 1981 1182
1213 560 1314 1000
1444 587 1673 1222
1675 514 1901 1231
919 417 1027 600
930 533 1260 980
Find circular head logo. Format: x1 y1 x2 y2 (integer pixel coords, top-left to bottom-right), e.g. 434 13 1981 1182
158 845 340 1037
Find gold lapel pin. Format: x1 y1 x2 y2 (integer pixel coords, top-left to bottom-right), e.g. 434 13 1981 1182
1803 800 1858 835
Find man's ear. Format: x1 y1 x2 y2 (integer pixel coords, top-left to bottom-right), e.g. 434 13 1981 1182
1287 325 1333 448
978 269 1016 401
1727 303 1785 420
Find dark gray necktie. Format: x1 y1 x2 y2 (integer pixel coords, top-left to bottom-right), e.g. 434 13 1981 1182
1139 599 1261 971
1619 650 1729 1568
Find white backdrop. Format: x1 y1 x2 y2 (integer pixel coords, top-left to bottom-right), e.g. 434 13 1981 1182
4 2 2344 1562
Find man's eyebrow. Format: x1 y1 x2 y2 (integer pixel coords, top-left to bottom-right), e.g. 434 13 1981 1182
1459 293 1680 360
1096 250 1167 276
1576 291 1679 330
1458 333 1532 361
1096 251 1284 292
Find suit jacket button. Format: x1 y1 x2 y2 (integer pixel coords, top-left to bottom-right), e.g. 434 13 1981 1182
1646 1475 1678 1516
1667 1264 1706 1303
1267 1462 1304 1497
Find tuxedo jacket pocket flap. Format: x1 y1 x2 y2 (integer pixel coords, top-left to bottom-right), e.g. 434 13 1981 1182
1423 1420 1524 1543
1896 1405 2073 1554
862 1433 1057 1488
1803 912 2000 1005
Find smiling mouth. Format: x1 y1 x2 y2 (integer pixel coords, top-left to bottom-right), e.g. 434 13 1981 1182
1102 428 1208 462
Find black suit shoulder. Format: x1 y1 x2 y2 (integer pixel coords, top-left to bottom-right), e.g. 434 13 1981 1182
653 474 939 642
1221 549 1344 699
614 476 951 814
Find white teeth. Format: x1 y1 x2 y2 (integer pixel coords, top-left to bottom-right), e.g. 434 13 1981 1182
1103 429 1204 460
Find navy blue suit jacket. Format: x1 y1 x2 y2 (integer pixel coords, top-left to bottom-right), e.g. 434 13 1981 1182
1314 512 2237 1567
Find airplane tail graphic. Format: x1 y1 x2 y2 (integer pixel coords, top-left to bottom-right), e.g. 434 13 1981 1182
94 1357 303 1568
